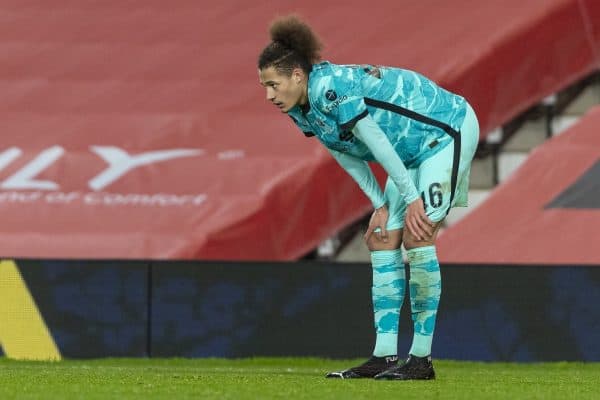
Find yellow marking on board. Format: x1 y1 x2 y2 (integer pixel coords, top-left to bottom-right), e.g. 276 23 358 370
0 260 61 360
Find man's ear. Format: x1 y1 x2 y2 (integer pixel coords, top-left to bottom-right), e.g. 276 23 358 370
292 68 304 84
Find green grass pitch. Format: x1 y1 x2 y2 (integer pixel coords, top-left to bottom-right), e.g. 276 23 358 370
1 357 598 399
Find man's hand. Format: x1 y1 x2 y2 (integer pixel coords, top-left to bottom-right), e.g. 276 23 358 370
364 205 389 243
405 198 434 241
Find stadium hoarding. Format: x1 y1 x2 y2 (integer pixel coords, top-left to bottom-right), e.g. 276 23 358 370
2 260 599 361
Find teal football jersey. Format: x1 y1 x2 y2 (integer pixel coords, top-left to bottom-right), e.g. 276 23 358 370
288 62 467 168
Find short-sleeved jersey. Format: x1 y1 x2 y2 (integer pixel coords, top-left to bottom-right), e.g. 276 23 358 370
287 62 467 168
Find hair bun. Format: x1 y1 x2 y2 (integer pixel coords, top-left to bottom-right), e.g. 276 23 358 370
269 15 322 64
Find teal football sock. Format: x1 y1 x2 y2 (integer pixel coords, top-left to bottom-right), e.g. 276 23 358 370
407 245 441 357
370 248 405 357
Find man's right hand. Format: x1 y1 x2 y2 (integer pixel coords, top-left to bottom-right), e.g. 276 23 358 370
364 205 389 244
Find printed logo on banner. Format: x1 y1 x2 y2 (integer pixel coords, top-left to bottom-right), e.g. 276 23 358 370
0 146 244 207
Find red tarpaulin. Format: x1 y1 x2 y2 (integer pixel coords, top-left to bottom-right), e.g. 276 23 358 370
438 106 600 265
0 0 599 260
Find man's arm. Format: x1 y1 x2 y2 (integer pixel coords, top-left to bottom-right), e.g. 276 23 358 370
351 114 420 204
326 148 386 210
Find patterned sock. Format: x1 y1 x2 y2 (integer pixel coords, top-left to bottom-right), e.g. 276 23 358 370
370 248 405 357
407 246 441 357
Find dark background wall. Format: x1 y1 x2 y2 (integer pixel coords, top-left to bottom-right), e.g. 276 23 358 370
9 260 600 361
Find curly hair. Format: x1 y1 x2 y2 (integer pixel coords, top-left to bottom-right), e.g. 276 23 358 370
258 15 323 75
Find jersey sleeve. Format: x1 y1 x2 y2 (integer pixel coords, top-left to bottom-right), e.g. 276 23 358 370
312 72 368 131
352 114 420 205
326 148 386 209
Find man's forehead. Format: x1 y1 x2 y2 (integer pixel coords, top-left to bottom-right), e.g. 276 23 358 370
260 68 279 79
259 69 282 85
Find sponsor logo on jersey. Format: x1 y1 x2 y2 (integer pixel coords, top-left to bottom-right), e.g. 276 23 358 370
324 95 348 113
325 90 337 101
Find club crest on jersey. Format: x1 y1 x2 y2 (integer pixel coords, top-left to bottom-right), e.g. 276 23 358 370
325 90 337 101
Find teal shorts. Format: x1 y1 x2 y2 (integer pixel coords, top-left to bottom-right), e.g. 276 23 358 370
384 102 480 230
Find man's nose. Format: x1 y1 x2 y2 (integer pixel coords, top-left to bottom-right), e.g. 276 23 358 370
266 88 275 101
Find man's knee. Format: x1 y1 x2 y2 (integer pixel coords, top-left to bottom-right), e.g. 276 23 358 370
366 229 403 251
402 221 443 250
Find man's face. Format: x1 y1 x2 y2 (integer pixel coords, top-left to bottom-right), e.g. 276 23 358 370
258 67 306 113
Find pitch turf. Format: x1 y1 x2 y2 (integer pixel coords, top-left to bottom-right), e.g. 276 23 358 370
0 357 598 399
